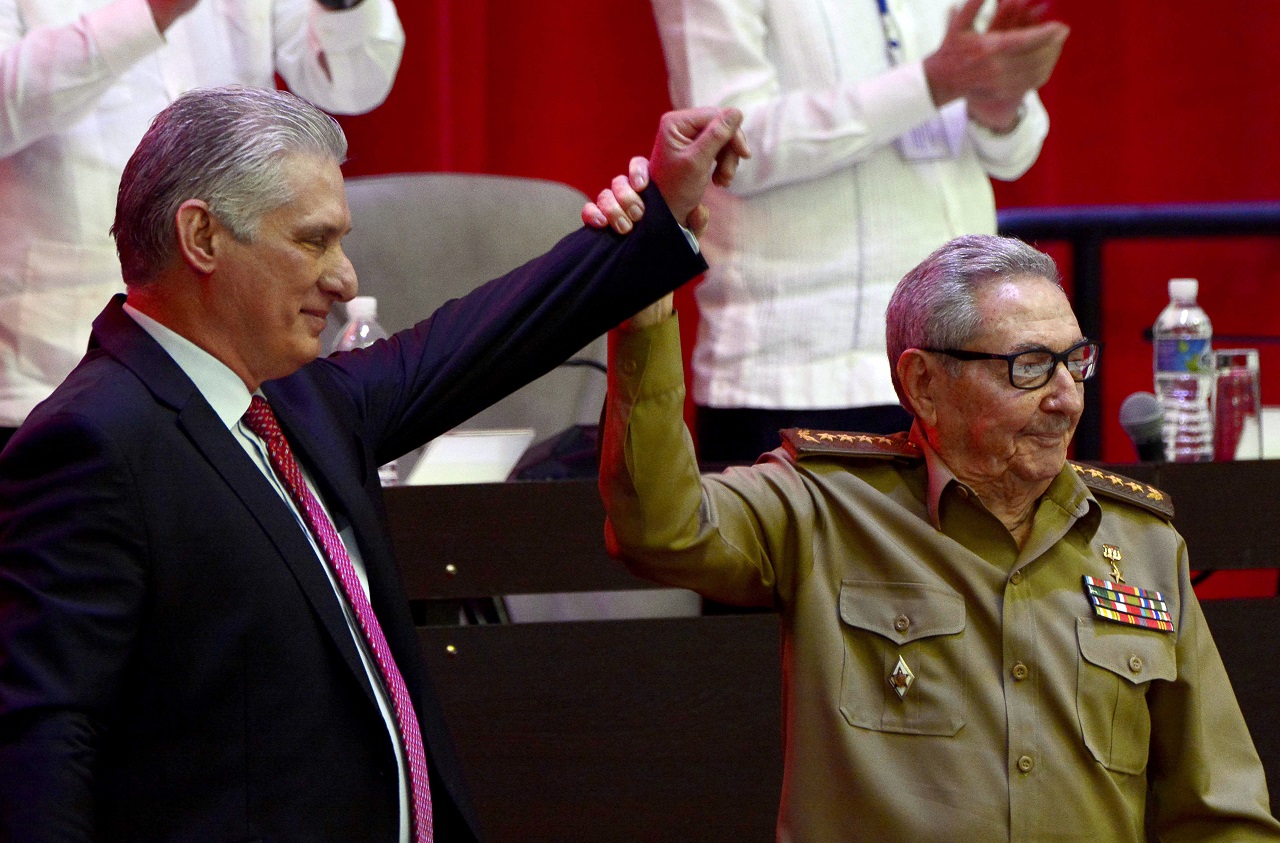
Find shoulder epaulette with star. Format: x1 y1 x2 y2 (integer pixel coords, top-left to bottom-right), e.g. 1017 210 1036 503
781 428 922 462
1070 462 1174 521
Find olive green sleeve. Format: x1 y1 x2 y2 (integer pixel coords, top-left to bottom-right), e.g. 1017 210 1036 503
598 314 812 608
1146 535 1280 840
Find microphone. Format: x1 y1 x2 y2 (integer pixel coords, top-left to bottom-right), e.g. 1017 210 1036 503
1119 392 1166 462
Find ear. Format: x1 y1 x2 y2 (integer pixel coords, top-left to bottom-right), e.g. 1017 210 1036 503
897 349 940 429
174 199 220 275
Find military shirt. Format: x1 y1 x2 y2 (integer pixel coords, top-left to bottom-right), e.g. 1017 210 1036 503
600 316 1280 842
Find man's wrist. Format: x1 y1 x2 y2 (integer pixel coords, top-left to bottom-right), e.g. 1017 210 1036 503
970 101 1026 135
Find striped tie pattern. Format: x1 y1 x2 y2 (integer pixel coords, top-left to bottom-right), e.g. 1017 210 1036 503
243 396 433 842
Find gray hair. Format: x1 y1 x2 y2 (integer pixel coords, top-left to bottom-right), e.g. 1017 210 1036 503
112 86 348 284
885 234 1061 408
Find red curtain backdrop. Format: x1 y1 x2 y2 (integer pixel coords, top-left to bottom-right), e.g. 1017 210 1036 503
336 0 1280 468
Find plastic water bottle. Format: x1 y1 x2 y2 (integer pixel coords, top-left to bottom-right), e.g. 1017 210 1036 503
335 297 400 485
1153 278 1214 462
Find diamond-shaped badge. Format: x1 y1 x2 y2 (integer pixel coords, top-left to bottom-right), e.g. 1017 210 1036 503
888 655 914 700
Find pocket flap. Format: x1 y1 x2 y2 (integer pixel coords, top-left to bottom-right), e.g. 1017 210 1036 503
1077 618 1177 685
839 581 965 645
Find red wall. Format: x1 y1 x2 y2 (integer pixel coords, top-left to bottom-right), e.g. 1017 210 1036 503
337 0 1280 465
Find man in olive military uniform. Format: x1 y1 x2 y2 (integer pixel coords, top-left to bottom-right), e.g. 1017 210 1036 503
597 232 1280 840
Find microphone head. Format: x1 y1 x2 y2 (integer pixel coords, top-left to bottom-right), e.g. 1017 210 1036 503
1119 391 1163 444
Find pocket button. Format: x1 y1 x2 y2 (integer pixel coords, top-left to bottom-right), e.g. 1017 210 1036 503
1128 655 1143 674
893 614 910 632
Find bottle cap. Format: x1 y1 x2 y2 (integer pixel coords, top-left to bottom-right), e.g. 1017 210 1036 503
1168 278 1198 301
346 296 377 320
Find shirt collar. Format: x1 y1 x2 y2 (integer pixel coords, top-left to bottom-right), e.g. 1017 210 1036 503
123 302 254 428
908 421 966 530
908 420 1097 533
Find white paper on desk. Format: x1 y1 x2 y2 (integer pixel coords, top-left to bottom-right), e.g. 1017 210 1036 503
404 428 535 485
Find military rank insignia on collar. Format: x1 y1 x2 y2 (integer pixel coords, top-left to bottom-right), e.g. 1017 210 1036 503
1083 575 1175 633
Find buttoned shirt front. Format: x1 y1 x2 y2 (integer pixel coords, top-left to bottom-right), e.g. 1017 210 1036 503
601 315 1280 841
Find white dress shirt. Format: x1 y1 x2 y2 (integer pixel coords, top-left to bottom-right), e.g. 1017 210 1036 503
651 0 1049 409
0 0 405 425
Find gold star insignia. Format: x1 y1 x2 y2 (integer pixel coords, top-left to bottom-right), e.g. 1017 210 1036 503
1087 468 1105 478
1108 475 1125 486
798 429 817 442
1126 481 1144 492
1071 464 1085 473
856 435 875 443
817 432 835 441
1146 489 1164 501
837 434 855 442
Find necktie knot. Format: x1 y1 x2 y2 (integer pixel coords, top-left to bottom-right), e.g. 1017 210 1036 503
242 395 282 442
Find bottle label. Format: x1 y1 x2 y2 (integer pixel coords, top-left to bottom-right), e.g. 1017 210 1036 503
1155 338 1212 374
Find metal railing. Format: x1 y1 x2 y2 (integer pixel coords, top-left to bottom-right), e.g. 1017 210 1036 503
998 201 1280 459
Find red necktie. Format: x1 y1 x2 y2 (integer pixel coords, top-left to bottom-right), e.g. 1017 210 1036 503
242 396 433 842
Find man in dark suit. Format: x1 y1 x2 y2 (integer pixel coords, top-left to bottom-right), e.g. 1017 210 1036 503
0 86 746 841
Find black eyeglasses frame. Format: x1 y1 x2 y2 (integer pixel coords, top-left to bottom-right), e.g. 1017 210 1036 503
920 339 1101 390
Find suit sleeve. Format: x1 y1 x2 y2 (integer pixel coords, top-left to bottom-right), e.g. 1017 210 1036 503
270 0 404 115
313 182 709 467
0 415 150 842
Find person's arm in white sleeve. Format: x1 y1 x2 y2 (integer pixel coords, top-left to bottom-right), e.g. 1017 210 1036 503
652 0 941 197
270 0 404 115
949 0 1063 180
0 0 167 158
651 0 1066 197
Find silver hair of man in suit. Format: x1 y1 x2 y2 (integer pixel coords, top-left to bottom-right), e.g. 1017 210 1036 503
112 86 349 286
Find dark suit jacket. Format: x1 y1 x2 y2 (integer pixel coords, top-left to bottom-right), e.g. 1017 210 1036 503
0 186 705 842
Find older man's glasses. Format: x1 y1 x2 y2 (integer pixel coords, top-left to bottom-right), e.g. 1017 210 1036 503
922 339 1101 390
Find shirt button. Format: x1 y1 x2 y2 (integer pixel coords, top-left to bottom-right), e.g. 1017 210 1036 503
1011 662 1029 681
894 615 910 633
1010 571 1023 586
1017 755 1034 773
1129 656 1144 673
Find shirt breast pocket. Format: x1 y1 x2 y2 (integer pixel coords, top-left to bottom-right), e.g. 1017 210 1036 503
1076 618 1176 774
837 581 967 736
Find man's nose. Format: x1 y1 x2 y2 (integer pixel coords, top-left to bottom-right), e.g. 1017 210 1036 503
323 249 358 302
1042 361 1085 413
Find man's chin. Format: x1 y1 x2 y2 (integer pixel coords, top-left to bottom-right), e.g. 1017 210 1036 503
1014 443 1069 483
